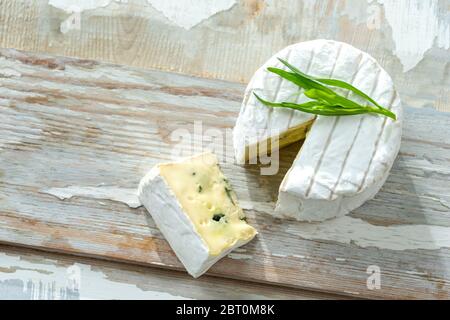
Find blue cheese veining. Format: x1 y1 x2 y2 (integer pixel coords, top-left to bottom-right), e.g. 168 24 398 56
138 152 257 277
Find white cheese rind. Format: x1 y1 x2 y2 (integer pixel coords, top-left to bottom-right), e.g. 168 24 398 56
138 160 255 278
233 39 403 221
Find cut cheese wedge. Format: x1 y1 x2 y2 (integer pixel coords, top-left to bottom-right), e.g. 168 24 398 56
233 39 403 221
138 152 257 277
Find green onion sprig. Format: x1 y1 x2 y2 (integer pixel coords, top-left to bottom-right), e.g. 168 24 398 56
254 58 396 120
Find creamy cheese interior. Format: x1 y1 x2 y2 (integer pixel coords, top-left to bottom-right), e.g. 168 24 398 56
243 120 313 161
233 40 402 221
158 153 257 255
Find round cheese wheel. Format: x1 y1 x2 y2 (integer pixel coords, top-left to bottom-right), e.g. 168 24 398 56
233 39 402 221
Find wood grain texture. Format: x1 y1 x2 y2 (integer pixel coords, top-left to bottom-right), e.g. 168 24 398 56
0 49 449 299
0 244 342 300
0 0 448 112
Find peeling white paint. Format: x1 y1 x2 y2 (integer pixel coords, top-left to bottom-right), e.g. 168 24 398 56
437 20 450 49
286 216 450 251
0 68 22 77
376 0 450 72
49 0 118 34
259 252 308 260
49 0 112 13
405 270 428 276
240 200 275 213
37 187 450 254
42 186 141 208
147 0 236 30
439 199 450 210
0 253 188 300
227 253 253 260
342 0 370 24
335 257 346 262
343 290 360 295
272 253 288 258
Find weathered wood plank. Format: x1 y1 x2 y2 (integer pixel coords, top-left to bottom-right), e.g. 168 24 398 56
0 0 448 112
0 49 449 299
0 244 342 300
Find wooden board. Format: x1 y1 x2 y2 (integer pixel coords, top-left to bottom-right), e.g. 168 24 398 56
0 0 448 113
0 48 449 299
0 244 342 300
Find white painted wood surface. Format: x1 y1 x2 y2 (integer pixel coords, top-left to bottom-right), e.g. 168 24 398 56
0 0 448 112
0 48 449 299
1 0 448 300
0 245 340 299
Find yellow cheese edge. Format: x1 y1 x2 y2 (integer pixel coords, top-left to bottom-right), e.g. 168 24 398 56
243 119 314 161
158 153 257 256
